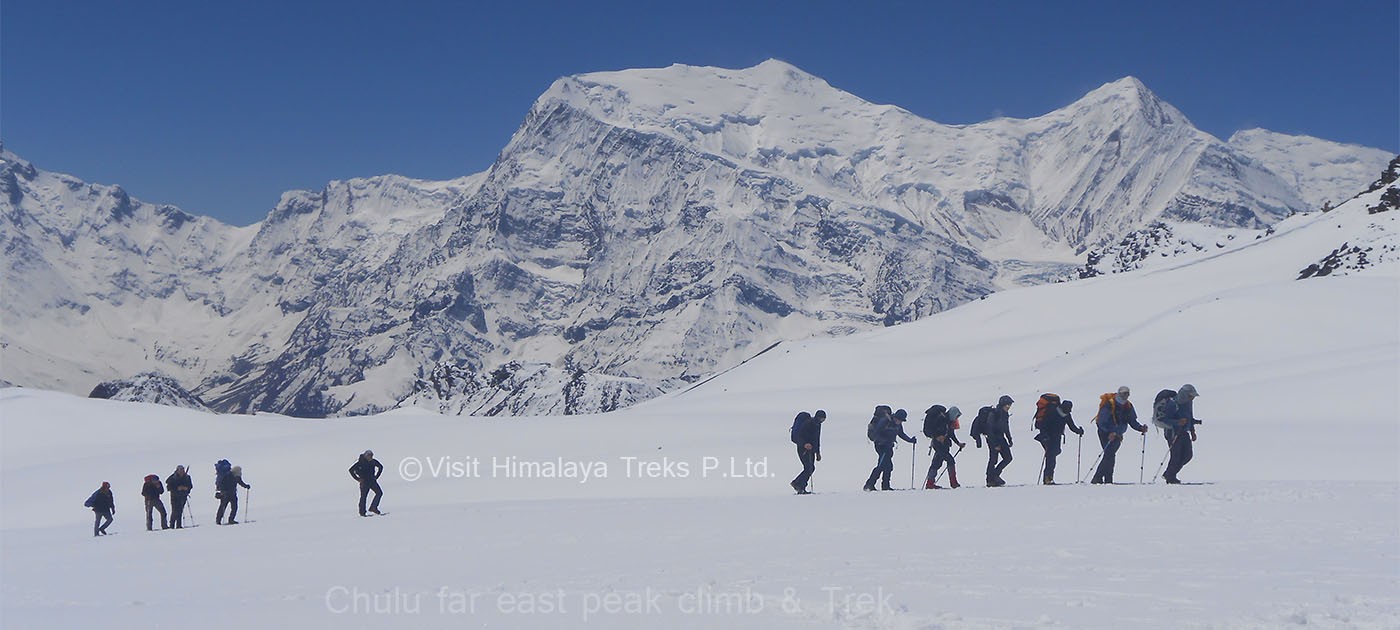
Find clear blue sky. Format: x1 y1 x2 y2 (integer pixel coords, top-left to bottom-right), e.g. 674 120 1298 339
4 1 1396 226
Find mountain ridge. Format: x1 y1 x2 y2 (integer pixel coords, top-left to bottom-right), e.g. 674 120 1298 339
1 62 1390 417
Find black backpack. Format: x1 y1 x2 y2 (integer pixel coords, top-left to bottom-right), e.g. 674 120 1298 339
867 406 891 442
1152 389 1177 430
789 412 811 444
969 405 994 438
922 405 947 438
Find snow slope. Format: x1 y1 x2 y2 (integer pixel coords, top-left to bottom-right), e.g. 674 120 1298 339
2 170 1396 628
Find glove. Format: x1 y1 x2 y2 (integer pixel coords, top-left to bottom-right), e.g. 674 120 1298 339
1074 428 1084 436
815 453 822 462
910 437 918 444
974 438 983 448
1008 439 1014 448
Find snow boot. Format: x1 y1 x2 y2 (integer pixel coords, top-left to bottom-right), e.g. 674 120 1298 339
1043 474 1055 485
948 467 960 489
925 478 940 490
880 483 894 491
862 482 876 492
791 480 805 493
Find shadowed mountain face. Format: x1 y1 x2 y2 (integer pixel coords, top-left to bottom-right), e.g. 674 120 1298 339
1 61 1390 416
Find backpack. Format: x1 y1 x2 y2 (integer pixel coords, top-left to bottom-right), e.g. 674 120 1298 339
868 406 893 442
1097 393 1123 425
1152 389 1177 430
215 459 232 486
922 405 947 438
969 405 993 438
789 412 811 444
83 492 96 508
1034 393 1061 430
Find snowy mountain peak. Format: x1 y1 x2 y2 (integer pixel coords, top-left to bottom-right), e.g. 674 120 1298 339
1062 76 1190 129
541 58 862 135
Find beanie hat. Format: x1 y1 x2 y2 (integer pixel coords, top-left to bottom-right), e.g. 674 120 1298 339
101 481 110 489
998 395 1014 406
1117 386 1131 396
1061 400 1073 411
1179 384 1199 397
175 465 185 473
364 449 374 458
947 406 961 419
145 474 158 482
893 408 908 420
814 410 826 420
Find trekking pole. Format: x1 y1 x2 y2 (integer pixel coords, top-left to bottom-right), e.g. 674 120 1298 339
1152 433 1180 483
1083 451 1103 484
910 445 917 490
1139 431 1148 484
245 487 251 522
933 444 964 485
1038 453 1046 485
1076 433 1082 484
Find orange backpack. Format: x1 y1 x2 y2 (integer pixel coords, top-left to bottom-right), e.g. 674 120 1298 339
1034 393 1061 430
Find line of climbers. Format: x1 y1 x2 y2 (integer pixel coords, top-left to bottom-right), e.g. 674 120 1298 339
788 384 1201 494
84 451 386 536
83 459 252 536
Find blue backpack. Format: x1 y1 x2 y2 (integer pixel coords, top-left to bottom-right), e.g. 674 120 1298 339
215 459 232 484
